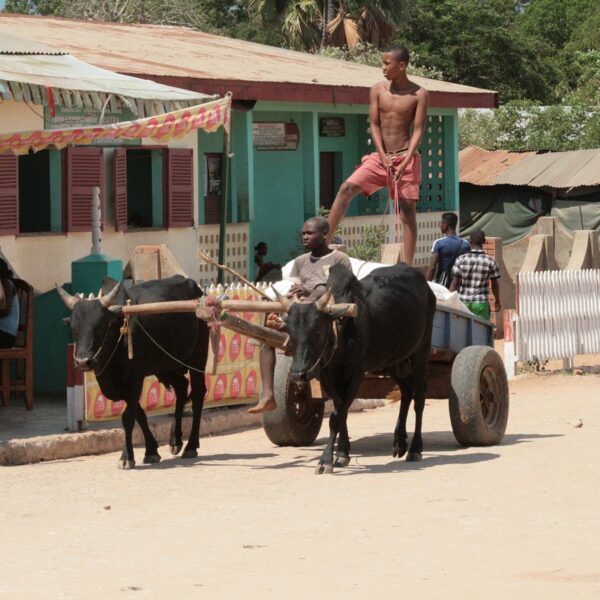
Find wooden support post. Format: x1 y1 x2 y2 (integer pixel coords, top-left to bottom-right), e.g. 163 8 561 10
503 309 517 380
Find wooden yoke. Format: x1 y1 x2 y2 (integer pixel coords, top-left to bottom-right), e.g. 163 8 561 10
118 297 358 352
120 298 358 318
217 299 358 317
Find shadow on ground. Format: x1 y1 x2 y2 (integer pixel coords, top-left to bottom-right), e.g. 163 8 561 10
246 429 563 475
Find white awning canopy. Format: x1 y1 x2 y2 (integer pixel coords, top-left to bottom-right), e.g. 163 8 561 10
0 52 215 118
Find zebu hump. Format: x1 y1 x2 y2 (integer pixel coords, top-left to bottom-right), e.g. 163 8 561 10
127 275 203 304
361 264 433 311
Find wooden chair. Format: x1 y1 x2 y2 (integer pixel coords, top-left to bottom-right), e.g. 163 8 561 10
0 279 34 410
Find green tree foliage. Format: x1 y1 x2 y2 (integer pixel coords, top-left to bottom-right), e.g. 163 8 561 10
347 225 386 262
517 0 597 50
460 103 600 152
458 110 500 151
4 0 61 14
400 0 558 103
318 42 443 79
561 51 600 107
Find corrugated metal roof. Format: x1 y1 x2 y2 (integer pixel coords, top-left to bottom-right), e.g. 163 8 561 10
494 149 600 188
0 14 497 107
0 30 67 55
459 146 534 186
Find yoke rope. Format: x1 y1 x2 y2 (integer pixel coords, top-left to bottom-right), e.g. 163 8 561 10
134 316 263 375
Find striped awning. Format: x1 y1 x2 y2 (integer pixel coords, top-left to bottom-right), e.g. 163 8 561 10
0 95 231 155
0 53 215 119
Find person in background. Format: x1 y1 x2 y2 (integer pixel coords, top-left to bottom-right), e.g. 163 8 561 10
0 258 19 348
426 212 470 288
449 229 500 320
254 242 281 282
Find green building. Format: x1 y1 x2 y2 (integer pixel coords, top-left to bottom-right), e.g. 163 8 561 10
2 15 497 279
0 16 497 395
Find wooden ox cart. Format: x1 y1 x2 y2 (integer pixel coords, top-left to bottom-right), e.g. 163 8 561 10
119 294 509 449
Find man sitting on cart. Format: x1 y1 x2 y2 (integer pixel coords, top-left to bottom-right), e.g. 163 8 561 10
248 216 352 414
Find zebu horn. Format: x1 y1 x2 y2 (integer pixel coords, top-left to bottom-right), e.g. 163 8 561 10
97 288 103 298
55 284 79 310
99 281 121 307
272 286 293 312
316 287 333 311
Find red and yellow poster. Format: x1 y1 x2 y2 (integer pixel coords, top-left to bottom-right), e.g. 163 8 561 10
84 287 265 422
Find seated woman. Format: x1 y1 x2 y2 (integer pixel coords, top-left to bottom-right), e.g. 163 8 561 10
0 259 19 348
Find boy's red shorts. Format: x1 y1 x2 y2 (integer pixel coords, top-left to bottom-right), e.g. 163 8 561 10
346 151 422 200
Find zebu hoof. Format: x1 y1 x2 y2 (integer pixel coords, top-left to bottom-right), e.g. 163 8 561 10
182 449 198 459
315 463 334 474
170 444 183 456
334 453 350 467
118 459 136 470
143 453 161 464
406 452 422 462
393 444 407 459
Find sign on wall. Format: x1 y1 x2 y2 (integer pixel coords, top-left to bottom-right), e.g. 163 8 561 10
44 106 140 146
319 117 345 137
253 122 299 151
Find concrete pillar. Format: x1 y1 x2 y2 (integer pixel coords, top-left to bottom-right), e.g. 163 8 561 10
566 230 600 270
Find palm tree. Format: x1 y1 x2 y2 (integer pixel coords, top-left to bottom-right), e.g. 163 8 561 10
246 0 409 51
247 0 321 50
327 0 410 49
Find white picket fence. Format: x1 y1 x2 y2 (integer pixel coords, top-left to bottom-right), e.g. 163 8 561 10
517 269 600 362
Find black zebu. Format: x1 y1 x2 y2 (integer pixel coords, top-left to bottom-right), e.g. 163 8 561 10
58 275 209 469
277 263 436 474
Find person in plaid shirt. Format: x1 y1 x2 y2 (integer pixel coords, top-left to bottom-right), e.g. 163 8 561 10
449 229 500 320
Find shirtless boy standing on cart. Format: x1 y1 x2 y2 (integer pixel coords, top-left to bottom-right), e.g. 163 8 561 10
326 46 428 266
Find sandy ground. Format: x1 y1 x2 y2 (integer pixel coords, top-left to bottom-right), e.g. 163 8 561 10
1 373 599 599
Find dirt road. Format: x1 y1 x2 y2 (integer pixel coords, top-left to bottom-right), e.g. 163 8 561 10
1 373 599 599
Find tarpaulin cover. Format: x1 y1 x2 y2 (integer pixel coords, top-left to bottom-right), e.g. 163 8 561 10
551 196 600 232
459 184 543 244
460 184 600 242
0 96 230 155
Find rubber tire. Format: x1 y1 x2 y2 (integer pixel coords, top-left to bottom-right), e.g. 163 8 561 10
261 354 324 446
449 345 509 446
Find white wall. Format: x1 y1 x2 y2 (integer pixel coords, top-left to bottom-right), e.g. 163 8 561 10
1 99 43 134
0 101 213 291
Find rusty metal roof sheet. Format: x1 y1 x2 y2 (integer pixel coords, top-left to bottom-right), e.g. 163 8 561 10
494 149 600 188
0 30 67 55
0 14 497 107
459 146 534 185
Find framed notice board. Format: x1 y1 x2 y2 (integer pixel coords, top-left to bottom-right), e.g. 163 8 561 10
319 117 345 137
253 122 300 150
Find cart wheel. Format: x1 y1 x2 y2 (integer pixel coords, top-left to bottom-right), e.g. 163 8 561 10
449 345 509 446
261 354 324 446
